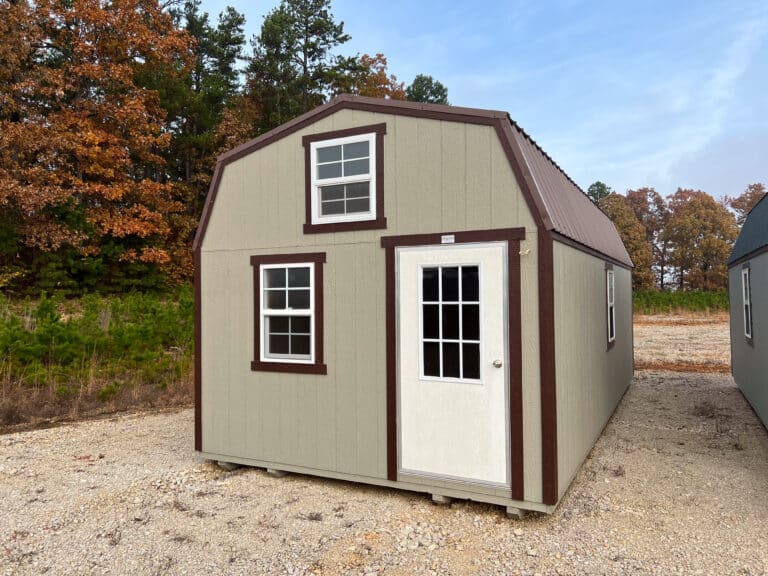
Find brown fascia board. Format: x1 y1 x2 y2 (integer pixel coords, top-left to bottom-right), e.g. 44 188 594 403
192 94 633 268
551 231 634 270
192 95 558 254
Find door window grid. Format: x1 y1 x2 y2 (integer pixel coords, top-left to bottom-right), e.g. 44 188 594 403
420 265 481 381
261 263 314 363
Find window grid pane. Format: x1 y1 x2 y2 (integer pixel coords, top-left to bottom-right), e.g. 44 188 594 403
316 139 371 182
319 183 371 216
421 265 481 381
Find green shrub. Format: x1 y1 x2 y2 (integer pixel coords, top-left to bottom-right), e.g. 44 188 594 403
0 287 194 406
633 290 729 314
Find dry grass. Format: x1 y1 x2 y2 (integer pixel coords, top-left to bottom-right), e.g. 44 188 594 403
0 370 193 434
633 312 730 373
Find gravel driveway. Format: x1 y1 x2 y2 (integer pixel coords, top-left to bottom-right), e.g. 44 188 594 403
2 369 767 575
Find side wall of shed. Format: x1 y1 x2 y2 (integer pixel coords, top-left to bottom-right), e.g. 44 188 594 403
200 109 545 502
729 254 768 429
553 242 633 498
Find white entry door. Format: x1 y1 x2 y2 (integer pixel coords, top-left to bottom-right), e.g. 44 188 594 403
397 242 509 486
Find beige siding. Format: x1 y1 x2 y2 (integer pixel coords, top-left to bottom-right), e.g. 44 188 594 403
201 109 542 501
729 256 768 428
552 242 633 498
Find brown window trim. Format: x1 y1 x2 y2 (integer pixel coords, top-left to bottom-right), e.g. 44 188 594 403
605 262 616 350
302 123 387 234
250 252 327 375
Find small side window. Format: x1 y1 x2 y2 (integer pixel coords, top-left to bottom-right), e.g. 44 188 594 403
250 253 327 375
742 266 753 340
607 269 616 346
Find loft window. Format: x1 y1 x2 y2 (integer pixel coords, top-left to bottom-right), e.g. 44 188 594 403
302 124 387 234
311 134 375 222
250 253 327 375
607 269 616 345
742 266 753 340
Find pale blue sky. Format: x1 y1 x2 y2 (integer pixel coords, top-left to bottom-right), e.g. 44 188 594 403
202 0 768 199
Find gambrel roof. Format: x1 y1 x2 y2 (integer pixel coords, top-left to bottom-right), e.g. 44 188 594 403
195 95 632 267
729 193 768 266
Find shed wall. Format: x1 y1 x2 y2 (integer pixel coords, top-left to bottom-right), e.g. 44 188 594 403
729 254 768 429
200 109 544 501
552 241 633 498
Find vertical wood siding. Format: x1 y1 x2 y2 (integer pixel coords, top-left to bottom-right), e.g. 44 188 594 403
201 109 540 490
729 256 768 429
552 242 633 498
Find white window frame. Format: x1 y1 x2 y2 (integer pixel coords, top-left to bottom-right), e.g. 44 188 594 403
418 263 483 384
259 262 315 364
309 132 377 225
742 267 752 339
607 270 616 344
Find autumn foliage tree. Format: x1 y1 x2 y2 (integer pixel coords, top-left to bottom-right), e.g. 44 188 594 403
726 183 766 225
599 193 654 289
336 53 406 99
0 0 192 291
662 189 737 291
625 187 670 289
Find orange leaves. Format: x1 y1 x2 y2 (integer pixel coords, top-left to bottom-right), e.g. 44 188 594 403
0 0 193 270
340 53 406 100
355 54 406 100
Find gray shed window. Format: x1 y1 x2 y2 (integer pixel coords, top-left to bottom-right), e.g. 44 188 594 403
606 268 616 347
742 266 753 340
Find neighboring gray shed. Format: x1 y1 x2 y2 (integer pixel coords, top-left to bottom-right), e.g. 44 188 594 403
728 193 768 430
193 96 634 514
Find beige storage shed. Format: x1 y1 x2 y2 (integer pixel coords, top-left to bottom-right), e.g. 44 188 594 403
193 95 634 515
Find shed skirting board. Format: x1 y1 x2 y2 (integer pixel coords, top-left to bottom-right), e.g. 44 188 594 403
197 452 555 514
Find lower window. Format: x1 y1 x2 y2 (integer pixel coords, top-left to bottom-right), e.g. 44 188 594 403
250 253 327 374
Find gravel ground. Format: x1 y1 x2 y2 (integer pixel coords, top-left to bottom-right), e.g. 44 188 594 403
2 317 767 575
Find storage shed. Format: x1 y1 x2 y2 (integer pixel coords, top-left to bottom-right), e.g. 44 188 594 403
193 95 634 514
728 193 768 430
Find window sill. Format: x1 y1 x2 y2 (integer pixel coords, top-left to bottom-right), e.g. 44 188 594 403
251 360 328 375
304 217 387 235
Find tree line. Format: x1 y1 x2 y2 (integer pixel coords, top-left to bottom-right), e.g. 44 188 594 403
589 182 766 292
0 0 449 294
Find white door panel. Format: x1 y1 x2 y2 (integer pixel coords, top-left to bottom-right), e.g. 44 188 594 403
397 243 508 486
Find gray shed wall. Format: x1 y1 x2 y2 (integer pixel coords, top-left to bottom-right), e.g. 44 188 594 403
729 253 768 429
553 242 633 498
200 109 545 502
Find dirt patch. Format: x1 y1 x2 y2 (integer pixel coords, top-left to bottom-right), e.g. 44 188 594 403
634 313 730 372
634 312 729 326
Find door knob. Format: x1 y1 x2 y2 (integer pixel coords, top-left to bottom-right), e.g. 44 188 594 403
493 359 503 368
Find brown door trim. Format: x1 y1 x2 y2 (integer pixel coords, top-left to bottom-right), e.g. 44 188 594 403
381 227 525 500
538 230 558 504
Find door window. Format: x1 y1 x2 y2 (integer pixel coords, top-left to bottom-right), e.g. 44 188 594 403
420 265 481 381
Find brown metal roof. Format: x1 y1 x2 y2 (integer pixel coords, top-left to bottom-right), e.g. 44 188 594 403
195 95 633 267
509 124 633 267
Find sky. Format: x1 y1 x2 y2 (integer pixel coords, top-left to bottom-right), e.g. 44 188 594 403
201 0 768 199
